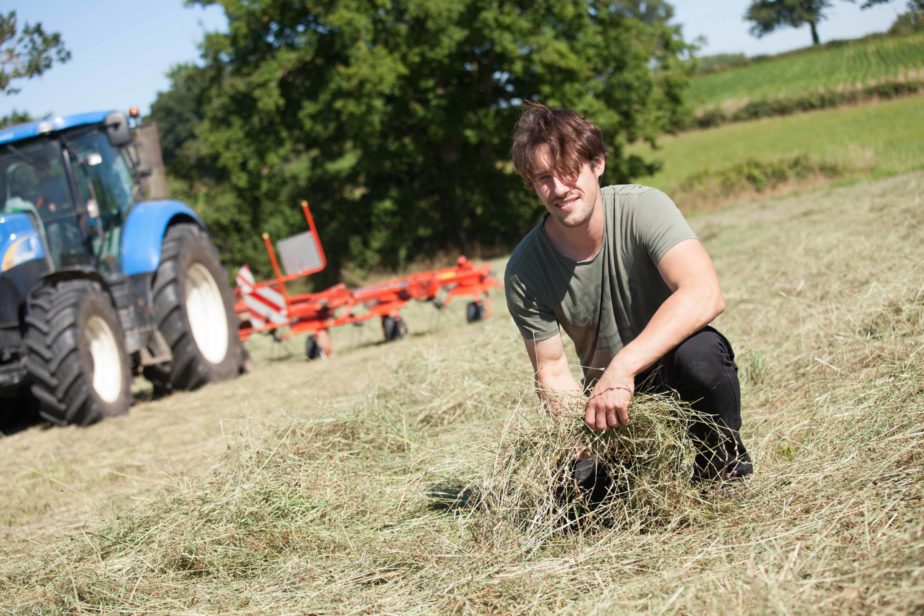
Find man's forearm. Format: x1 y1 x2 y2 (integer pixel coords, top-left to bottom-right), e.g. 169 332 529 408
609 285 724 381
535 365 582 416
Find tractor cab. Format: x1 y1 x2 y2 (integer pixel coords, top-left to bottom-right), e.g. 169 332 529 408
1 110 138 274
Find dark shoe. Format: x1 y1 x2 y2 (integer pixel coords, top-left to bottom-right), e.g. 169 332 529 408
697 452 753 498
571 457 612 505
693 438 753 483
724 455 753 480
554 456 620 515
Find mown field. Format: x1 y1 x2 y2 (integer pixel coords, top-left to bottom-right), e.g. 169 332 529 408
0 165 921 611
689 31 924 111
634 94 924 211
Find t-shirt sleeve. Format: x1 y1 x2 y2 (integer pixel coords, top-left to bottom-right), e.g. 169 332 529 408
504 266 560 343
631 188 697 263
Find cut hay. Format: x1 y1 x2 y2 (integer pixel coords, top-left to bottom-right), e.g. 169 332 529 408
1 173 922 613
477 394 715 550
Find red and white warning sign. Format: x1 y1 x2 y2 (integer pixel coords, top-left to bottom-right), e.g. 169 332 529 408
235 265 287 328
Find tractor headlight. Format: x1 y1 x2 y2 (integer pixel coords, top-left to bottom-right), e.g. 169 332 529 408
2 233 44 272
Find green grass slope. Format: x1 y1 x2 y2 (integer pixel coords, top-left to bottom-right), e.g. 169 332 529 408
690 31 924 111
634 95 924 211
1 171 921 613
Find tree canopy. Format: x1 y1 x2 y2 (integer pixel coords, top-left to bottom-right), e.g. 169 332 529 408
0 11 71 96
744 0 911 45
153 0 695 280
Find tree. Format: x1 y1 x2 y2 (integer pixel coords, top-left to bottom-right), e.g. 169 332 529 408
855 0 923 10
150 64 212 172
0 109 32 128
745 0 918 45
157 0 695 279
745 0 832 45
0 11 71 96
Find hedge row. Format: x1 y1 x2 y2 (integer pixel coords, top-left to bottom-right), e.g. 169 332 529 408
690 80 924 130
676 155 846 198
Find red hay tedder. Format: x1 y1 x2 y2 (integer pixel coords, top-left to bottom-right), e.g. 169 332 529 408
234 201 502 359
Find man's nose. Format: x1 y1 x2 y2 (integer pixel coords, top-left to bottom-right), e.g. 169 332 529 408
550 175 570 195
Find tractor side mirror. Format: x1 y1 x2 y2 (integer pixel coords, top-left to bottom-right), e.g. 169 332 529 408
104 111 132 147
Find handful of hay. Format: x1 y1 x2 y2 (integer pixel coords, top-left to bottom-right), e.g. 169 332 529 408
476 393 715 547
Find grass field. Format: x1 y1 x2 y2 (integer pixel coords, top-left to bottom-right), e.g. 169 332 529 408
689 31 924 111
0 169 921 613
633 95 924 211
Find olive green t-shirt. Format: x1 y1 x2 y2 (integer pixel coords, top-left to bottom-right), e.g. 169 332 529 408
504 185 697 387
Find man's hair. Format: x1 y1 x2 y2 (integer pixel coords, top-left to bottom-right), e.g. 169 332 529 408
511 102 607 185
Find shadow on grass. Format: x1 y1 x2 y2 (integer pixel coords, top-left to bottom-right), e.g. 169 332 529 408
425 480 482 512
0 394 46 436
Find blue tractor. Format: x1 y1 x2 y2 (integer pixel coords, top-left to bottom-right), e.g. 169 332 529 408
0 110 245 425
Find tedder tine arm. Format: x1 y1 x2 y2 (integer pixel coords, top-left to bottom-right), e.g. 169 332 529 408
262 232 291 306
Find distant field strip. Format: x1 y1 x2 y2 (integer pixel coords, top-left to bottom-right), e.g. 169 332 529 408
690 32 924 111
634 95 924 208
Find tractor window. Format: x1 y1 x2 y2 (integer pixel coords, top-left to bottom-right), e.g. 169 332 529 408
69 130 136 267
69 130 134 216
0 139 89 268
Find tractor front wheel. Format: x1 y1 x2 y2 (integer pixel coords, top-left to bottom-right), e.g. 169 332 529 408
143 224 243 392
25 280 132 425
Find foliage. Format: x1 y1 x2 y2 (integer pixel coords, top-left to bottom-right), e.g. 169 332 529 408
693 52 750 75
744 0 904 45
0 11 70 96
890 6 924 33
150 64 211 171
0 109 32 128
745 0 832 45
153 0 694 279
676 155 845 196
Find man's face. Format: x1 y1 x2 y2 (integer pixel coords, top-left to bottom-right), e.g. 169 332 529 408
530 144 605 230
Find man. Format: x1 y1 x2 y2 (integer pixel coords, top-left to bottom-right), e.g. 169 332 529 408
504 103 751 483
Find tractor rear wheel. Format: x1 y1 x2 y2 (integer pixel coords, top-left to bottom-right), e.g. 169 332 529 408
25 280 132 425
143 224 243 392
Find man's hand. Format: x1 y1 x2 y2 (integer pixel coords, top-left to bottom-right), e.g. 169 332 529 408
584 371 635 431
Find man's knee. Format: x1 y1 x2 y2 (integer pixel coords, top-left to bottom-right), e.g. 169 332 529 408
671 328 736 391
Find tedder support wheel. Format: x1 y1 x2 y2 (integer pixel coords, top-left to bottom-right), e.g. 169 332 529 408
143 223 244 392
25 280 132 425
465 301 484 323
306 335 324 360
381 315 408 342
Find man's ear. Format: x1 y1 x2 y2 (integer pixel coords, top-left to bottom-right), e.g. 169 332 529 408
592 155 605 178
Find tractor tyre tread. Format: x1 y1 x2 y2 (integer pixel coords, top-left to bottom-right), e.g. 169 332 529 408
24 280 132 425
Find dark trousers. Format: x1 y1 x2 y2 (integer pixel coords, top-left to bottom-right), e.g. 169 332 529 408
636 326 752 480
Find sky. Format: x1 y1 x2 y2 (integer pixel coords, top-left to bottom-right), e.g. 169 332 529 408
2 0 907 121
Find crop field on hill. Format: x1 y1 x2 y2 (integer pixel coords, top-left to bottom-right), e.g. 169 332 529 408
689 31 924 111
1 171 921 613
634 95 924 211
